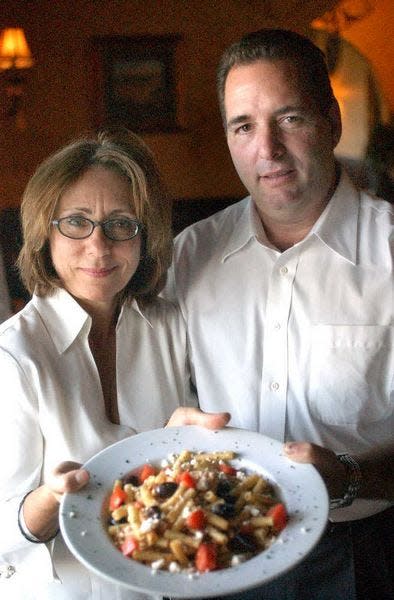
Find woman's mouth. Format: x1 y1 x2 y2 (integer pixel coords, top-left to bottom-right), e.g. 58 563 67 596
80 267 117 278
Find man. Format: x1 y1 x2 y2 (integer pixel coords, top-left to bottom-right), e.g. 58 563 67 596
165 30 393 599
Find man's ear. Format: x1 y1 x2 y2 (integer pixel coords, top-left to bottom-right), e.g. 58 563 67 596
328 99 342 149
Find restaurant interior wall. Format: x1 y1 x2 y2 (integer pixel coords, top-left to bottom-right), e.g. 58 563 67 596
0 0 338 210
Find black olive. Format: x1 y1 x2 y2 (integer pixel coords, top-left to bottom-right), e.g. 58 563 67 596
216 480 233 498
155 482 178 499
107 516 128 525
228 532 258 553
146 506 161 519
222 493 236 505
122 474 140 486
211 501 236 518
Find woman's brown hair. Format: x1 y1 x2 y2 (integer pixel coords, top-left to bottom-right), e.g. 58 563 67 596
18 127 172 304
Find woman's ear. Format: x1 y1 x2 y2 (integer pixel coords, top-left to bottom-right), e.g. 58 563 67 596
328 99 342 149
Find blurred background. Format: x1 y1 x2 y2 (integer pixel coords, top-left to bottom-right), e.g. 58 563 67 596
0 0 393 310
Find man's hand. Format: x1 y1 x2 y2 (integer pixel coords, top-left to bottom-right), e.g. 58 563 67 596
166 407 231 430
283 442 347 498
284 441 394 502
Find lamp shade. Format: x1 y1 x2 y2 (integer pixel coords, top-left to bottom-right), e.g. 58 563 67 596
0 28 34 70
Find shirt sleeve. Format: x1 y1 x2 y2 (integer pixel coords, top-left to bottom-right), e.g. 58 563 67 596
0 348 43 554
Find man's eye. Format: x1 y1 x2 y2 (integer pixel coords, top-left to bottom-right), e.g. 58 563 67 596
282 115 303 126
235 123 252 134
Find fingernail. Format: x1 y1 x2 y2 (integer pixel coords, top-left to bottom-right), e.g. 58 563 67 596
284 442 296 453
75 470 88 484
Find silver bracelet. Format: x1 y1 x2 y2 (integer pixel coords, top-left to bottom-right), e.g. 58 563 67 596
329 453 362 510
17 490 59 544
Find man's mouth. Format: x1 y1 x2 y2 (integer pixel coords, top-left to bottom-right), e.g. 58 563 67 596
261 169 294 179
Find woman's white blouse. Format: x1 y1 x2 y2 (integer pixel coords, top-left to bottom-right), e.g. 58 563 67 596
0 288 195 599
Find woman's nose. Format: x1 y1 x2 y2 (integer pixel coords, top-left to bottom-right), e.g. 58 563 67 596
86 224 112 252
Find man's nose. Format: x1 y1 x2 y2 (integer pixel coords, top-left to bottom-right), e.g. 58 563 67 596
256 124 284 160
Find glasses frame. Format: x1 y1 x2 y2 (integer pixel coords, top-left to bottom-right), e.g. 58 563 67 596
51 216 142 242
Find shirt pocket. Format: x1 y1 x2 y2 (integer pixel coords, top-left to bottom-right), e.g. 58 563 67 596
307 325 393 426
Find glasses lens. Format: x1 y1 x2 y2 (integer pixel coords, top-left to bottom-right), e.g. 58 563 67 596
103 218 139 241
58 216 93 239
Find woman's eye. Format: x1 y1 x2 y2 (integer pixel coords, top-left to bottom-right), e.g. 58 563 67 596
67 216 88 228
111 219 132 229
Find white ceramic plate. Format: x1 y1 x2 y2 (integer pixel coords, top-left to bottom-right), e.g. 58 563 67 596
59 426 329 598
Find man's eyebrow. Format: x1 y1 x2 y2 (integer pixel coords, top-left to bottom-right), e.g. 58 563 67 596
226 114 251 129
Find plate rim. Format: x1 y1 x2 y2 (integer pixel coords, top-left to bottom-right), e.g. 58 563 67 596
59 426 329 598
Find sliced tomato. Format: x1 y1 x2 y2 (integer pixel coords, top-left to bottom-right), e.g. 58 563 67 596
186 508 206 530
177 471 197 489
219 463 237 476
120 536 139 557
266 503 287 532
109 485 127 511
139 463 157 483
195 542 217 572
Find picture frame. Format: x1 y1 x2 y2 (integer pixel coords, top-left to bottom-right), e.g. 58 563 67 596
92 35 181 133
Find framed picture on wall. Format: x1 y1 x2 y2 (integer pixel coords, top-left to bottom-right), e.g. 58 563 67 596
92 35 181 133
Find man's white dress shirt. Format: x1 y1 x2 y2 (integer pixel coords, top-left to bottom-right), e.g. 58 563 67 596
0 288 195 599
167 171 393 522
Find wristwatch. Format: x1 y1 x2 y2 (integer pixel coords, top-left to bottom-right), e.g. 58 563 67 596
329 453 363 510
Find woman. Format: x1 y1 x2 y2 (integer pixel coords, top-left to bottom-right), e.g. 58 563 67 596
0 128 228 599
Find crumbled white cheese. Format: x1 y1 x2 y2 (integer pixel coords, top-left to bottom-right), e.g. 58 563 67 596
244 505 260 516
181 505 192 518
151 558 165 571
139 518 159 533
231 554 247 566
194 530 204 540
168 561 181 573
196 478 208 491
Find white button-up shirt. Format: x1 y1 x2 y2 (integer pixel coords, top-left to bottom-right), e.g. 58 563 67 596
0 288 195 599
166 171 393 521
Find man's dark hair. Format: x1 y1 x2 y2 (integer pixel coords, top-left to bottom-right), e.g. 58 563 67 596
217 28 335 127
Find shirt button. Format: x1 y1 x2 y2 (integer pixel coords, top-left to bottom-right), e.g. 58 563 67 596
270 382 280 391
279 266 288 275
274 322 281 330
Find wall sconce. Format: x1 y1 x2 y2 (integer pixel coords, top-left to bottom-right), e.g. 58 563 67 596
0 27 34 129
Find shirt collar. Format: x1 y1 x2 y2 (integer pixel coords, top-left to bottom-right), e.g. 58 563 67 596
33 288 154 353
221 197 265 262
309 169 359 265
33 288 91 354
222 168 360 265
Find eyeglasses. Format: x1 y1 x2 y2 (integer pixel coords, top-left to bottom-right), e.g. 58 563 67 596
52 216 142 241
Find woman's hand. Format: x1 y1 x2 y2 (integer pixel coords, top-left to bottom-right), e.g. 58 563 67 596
22 461 90 541
166 407 231 430
283 442 347 498
45 461 90 502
